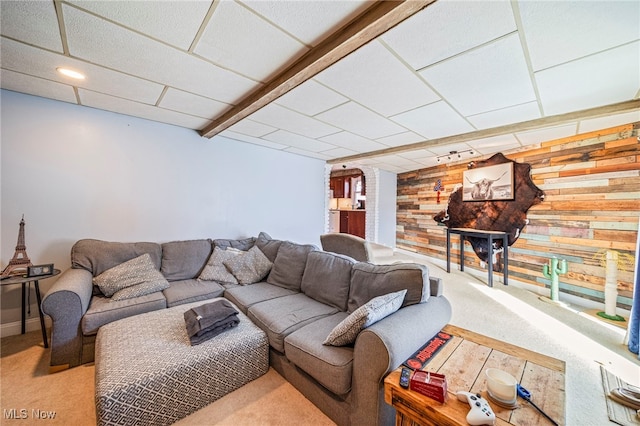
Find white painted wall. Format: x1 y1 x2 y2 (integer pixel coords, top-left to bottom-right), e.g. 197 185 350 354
1 90 326 327
376 169 397 248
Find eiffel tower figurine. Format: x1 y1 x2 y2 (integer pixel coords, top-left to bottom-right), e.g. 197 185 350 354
1 215 33 278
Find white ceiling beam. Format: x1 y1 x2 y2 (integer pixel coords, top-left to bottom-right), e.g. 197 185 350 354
199 0 436 139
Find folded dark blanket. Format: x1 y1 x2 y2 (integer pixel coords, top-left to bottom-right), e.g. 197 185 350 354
184 300 240 345
188 316 240 346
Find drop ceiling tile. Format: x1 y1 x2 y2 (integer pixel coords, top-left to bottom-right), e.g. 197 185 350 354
397 149 438 161
371 163 404 173
536 42 640 116
519 1 640 71
316 102 406 139
262 130 337 153
63 4 256 104
78 89 211 129
419 34 536 117
67 1 211 50
1 70 77 104
466 135 521 154
467 102 541 130
194 1 308 82
0 1 63 52
250 103 340 138
275 80 347 116
319 132 387 153
228 119 277 138
391 101 474 139
515 124 577 146
356 158 381 166
218 131 287 150
368 154 420 167
242 0 370 46
376 131 425 147
412 158 439 169
579 110 640 134
0 38 164 104
381 0 515 70
318 147 358 158
160 88 231 119
283 147 333 160
315 41 439 117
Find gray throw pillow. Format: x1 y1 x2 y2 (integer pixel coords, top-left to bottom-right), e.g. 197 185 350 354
213 236 256 251
160 239 212 281
323 290 407 346
198 247 243 284
254 231 283 263
301 251 354 311
348 262 429 312
267 241 317 291
223 246 272 285
93 253 169 300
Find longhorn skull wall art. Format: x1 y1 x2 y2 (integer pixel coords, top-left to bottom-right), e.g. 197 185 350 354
434 153 545 270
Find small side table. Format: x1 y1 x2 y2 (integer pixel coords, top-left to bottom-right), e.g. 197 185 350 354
446 227 509 287
0 269 60 348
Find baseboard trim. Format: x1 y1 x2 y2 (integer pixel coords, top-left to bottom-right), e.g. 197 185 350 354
0 316 51 338
393 248 631 316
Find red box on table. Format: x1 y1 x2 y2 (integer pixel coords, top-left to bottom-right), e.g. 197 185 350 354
410 371 447 403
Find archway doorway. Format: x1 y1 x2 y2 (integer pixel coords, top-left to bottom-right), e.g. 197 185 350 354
326 165 376 241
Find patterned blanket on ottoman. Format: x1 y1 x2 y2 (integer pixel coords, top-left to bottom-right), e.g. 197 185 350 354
95 298 269 426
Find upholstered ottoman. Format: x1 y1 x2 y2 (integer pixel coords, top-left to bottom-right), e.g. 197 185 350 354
95 298 269 426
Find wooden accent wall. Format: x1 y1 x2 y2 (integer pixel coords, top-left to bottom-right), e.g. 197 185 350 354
397 123 639 309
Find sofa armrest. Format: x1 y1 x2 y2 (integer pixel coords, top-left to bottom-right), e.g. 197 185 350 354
351 296 452 425
41 268 93 371
429 276 444 297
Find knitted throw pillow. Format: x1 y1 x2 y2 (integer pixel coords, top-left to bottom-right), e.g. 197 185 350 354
323 289 407 346
93 253 169 301
223 246 272 285
198 247 243 284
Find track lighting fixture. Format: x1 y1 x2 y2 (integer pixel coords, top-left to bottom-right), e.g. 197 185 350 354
436 149 474 164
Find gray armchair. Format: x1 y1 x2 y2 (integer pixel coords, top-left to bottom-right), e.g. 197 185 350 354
320 233 373 262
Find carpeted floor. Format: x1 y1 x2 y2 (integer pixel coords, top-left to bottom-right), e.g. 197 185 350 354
1 249 638 425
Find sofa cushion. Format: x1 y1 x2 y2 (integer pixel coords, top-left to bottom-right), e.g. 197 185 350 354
224 283 297 314
267 241 317 291
82 292 167 335
223 246 272 285
324 290 406 346
247 293 338 353
348 263 429 312
213 237 256 251
160 239 212 281
72 239 162 277
301 251 355 311
199 247 243 284
162 279 225 308
254 231 283 263
93 253 169 300
284 312 354 395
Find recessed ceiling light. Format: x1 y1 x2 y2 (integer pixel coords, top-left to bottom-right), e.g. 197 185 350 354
56 67 85 80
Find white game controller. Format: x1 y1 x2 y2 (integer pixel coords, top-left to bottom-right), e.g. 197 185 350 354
456 391 496 426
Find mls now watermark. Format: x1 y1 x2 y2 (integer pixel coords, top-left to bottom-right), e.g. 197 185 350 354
3 408 57 420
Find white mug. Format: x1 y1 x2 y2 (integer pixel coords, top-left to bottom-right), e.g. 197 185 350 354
485 368 517 402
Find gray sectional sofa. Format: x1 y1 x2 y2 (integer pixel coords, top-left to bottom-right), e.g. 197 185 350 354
42 232 452 426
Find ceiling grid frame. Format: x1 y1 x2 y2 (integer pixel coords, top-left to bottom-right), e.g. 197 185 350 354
0 0 637 173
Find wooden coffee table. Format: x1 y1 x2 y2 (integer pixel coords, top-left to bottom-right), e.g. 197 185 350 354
384 325 566 426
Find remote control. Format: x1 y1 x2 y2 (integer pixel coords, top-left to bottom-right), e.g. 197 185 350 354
399 367 411 389
456 391 495 426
